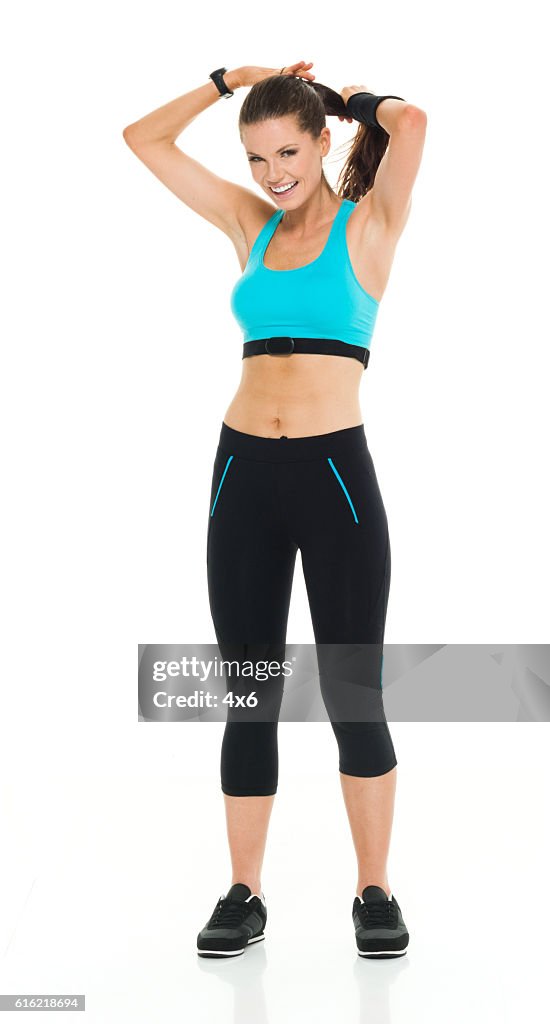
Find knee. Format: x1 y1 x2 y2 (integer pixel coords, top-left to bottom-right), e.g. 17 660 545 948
331 720 397 778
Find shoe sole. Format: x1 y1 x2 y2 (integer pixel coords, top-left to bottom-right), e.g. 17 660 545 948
197 932 265 958
357 946 408 959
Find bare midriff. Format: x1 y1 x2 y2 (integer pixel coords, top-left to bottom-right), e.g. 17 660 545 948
223 351 364 438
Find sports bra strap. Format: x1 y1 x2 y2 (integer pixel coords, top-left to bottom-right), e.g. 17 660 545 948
250 210 283 263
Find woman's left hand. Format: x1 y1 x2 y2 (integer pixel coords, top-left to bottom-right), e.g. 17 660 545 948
338 84 373 123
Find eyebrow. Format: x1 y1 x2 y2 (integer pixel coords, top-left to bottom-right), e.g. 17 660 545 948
245 143 299 156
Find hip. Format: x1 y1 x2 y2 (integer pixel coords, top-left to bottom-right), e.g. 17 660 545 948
208 420 389 545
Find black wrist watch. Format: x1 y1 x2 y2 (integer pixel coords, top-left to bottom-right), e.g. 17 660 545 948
209 67 234 98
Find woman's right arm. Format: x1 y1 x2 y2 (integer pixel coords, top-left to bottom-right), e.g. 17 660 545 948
122 62 315 243
122 68 255 242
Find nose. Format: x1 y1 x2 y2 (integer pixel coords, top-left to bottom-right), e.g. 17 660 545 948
265 163 286 184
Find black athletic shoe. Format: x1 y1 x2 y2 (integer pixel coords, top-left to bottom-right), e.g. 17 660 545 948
353 885 409 958
196 883 267 958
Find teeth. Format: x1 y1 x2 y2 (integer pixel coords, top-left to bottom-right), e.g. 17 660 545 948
271 181 297 193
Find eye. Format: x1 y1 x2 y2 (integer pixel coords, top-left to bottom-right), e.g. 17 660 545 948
248 149 297 163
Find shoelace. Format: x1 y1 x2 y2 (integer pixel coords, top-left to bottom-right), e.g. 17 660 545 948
210 896 254 928
357 898 398 929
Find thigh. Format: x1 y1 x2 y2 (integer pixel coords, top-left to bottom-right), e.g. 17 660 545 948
296 445 391 644
296 445 392 724
206 449 298 723
207 449 299 642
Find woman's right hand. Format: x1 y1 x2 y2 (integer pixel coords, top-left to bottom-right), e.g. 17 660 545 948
235 61 315 88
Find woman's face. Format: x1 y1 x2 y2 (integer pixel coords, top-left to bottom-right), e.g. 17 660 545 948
242 116 330 206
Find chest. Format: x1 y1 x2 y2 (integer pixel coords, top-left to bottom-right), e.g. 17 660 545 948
235 204 395 305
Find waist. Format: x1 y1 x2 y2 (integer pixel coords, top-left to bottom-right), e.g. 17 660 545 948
218 420 368 462
224 361 363 438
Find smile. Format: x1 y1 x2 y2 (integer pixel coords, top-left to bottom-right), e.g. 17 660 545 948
269 181 298 196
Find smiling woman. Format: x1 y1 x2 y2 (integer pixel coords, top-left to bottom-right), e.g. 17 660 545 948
123 60 425 961
226 77 424 398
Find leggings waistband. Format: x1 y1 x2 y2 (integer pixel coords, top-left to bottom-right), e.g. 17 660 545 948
218 421 368 463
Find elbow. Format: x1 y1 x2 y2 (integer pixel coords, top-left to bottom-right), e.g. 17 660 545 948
122 123 146 147
399 104 428 131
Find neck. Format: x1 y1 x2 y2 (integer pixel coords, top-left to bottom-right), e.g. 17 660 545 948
281 191 343 232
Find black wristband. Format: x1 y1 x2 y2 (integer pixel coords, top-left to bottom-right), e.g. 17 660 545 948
209 67 234 98
345 92 405 128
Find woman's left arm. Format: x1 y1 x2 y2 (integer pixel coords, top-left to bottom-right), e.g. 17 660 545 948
367 100 428 236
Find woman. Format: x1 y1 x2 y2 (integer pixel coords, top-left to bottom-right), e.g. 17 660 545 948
123 60 427 960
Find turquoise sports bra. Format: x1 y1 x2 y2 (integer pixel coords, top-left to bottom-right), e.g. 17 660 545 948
230 198 380 356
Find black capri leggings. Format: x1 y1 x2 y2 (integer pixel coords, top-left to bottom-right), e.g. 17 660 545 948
206 420 397 797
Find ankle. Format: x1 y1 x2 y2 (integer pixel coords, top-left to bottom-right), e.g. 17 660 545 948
356 881 391 899
232 879 262 895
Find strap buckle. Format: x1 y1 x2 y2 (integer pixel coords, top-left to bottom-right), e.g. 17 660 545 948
264 336 295 355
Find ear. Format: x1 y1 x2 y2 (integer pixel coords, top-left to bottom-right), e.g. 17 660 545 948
320 126 331 157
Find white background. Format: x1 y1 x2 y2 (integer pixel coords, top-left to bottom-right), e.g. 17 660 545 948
1 1 549 1021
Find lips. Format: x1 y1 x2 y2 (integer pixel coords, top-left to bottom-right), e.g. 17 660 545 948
269 181 298 197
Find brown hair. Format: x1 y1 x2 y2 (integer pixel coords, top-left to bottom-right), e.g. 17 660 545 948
238 75 389 204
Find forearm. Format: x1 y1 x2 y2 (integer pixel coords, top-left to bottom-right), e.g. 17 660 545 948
122 68 242 146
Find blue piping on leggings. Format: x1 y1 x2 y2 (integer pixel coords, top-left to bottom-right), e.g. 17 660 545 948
210 455 234 516
327 458 359 524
